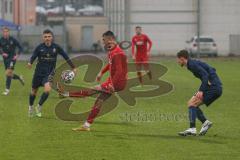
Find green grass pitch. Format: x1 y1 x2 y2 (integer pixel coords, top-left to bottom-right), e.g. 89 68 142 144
0 57 239 160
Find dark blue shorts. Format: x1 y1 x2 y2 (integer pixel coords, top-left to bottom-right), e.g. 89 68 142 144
32 75 49 89
4 60 16 70
203 86 222 106
32 68 55 89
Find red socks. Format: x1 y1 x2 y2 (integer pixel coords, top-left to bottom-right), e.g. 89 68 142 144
69 90 92 97
87 105 100 124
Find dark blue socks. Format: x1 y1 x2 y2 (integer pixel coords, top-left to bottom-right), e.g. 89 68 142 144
196 107 207 124
189 106 197 128
38 92 49 106
6 76 12 89
29 94 36 106
13 74 20 80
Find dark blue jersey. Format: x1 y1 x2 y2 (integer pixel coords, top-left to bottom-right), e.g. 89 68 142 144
187 59 222 92
0 36 23 60
30 43 74 76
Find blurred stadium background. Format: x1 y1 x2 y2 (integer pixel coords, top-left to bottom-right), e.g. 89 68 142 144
0 0 239 56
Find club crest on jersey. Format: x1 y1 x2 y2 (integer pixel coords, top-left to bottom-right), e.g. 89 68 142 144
53 48 56 53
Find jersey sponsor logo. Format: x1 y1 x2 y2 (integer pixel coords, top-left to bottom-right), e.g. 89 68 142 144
136 41 144 45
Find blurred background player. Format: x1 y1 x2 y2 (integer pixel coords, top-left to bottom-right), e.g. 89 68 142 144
131 26 152 86
177 50 222 136
27 29 76 117
0 27 25 95
57 30 128 131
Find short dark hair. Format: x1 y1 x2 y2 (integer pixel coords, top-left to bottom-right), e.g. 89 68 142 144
177 50 189 59
135 26 141 29
43 29 53 35
2 26 9 31
102 30 115 39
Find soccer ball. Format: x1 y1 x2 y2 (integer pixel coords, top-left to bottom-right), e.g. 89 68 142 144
61 70 75 83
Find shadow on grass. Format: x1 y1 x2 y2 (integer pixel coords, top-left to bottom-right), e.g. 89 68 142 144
94 121 136 126
91 129 226 145
28 115 58 121
67 121 226 144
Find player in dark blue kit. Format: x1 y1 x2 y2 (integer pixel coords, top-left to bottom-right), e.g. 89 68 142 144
27 29 76 117
0 27 25 95
177 50 222 136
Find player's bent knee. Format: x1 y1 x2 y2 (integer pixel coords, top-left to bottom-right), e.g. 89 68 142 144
5 70 10 75
6 70 13 76
188 100 202 107
31 92 37 96
44 83 52 92
188 99 197 107
44 87 51 92
194 100 203 107
31 89 38 95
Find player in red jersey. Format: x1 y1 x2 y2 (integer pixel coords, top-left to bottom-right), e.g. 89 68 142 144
132 26 152 85
57 31 128 131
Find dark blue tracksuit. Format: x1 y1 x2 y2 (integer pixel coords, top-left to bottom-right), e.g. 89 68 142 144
187 59 222 106
0 36 23 70
29 42 74 89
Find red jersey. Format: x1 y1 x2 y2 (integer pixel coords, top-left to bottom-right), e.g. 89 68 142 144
132 34 152 56
100 45 128 91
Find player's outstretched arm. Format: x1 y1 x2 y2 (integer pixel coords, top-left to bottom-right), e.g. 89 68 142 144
146 35 152 54
0 43 8 58
27 46 40 69
58 45 76 70
14 38 23 55
131 38 136 59
27 62 32 69
96 64 110 82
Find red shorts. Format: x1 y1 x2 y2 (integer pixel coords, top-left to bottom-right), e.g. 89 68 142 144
135 55 149 71
95 78 126 93
100 78 113 93
136 55 148 64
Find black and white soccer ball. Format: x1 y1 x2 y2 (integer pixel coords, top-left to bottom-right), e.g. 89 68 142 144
61 70 75 84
